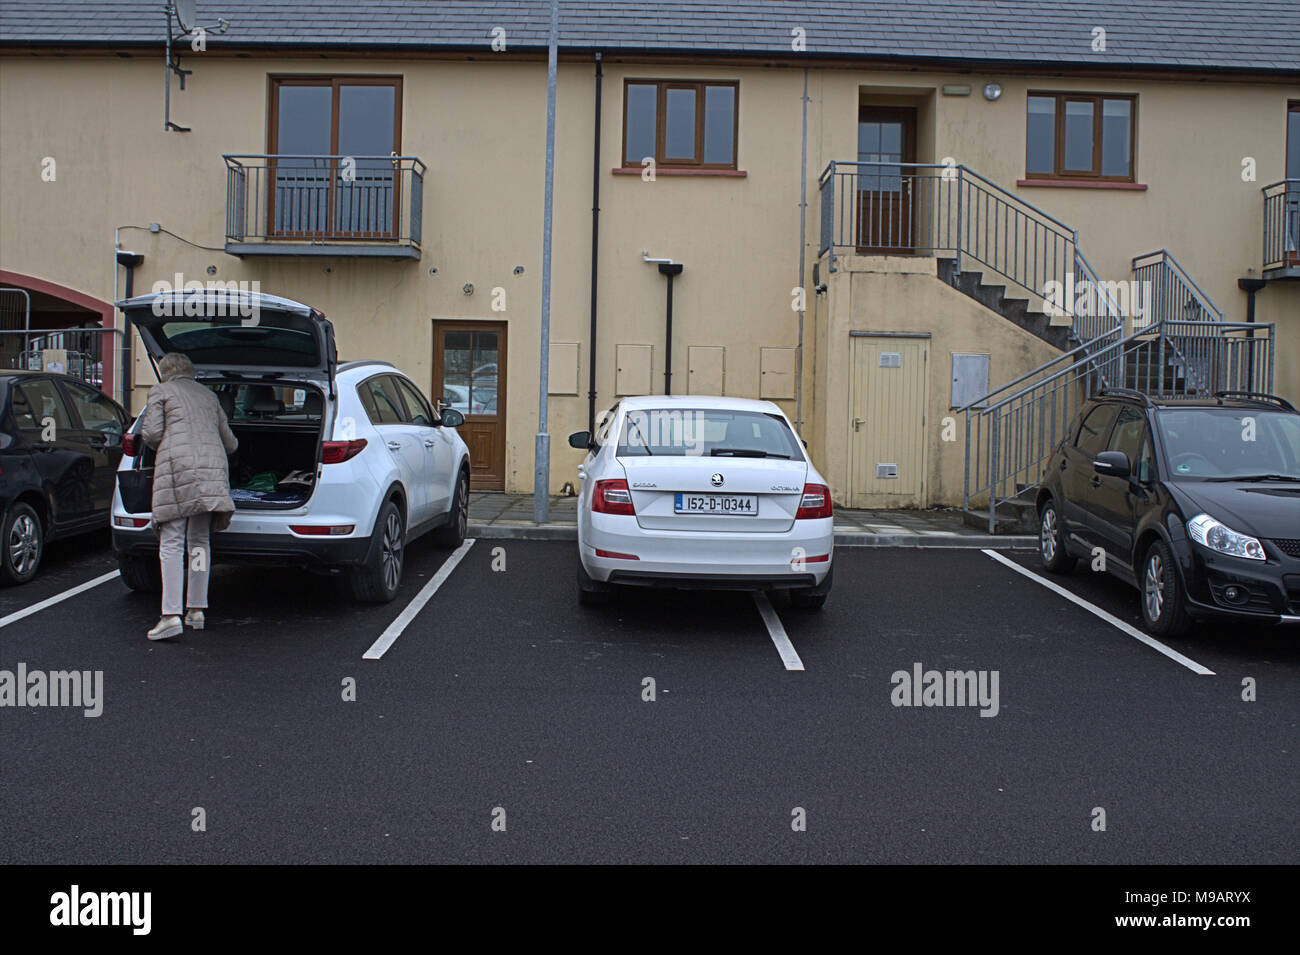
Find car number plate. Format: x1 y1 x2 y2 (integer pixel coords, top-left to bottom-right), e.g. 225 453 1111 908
674 493 757 515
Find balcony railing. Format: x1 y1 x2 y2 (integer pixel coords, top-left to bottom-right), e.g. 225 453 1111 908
1262 179 1300 275
223 154 426 259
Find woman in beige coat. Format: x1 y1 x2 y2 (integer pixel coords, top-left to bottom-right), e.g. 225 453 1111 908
139 353 238 640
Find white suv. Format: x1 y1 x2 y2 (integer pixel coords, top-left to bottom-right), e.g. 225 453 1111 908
111 290 471 602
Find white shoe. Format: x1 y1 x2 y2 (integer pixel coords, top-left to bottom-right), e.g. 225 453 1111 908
184 609 205 630
148 616 183 641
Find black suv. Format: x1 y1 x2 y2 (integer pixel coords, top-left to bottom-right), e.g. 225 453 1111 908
1037 390 1300 636
0 371 130 585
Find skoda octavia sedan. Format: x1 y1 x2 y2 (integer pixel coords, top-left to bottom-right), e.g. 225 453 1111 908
1037 389 1300 636
567 396 833 607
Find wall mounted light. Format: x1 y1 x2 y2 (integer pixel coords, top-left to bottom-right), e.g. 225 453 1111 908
983 83 1003 102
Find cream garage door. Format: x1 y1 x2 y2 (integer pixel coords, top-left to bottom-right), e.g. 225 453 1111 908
849 335 928 508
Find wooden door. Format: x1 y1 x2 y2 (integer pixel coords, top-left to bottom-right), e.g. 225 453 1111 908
848 335 928 508
433 321 506 490
856 107 917 253
1287 102 1299 266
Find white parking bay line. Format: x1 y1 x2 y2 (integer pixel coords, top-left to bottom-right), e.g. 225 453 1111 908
752 592 805 671
363 538 475 660
981 549 1214 676
0 570 121 630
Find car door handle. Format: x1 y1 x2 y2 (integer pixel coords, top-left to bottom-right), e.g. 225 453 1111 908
423 439 436 448
387 441 402 452
1089 477 1102 488
1060 460 1068 471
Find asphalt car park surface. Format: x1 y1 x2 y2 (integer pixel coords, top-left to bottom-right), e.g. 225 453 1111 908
1 536 1296 864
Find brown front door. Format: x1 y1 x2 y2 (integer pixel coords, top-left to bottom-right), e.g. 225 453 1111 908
433 321 506 490
856 107 917 253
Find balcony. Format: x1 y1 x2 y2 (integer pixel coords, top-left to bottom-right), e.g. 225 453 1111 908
223 154 426 259
1262 179 1300 280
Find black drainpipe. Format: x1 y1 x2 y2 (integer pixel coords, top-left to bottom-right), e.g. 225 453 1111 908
116 250 144 410
587 52 603 433
1237 277 1266 394
658 262 683 394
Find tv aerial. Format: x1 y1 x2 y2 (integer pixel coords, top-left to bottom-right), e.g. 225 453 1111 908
163 1 231 132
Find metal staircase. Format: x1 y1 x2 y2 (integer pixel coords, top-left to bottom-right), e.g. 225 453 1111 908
816 162 1275 532
961 250 1274 533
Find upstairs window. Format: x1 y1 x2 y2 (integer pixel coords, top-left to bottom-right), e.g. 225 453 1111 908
268 76 402 237
1026 92 1136 182
623 80 738 169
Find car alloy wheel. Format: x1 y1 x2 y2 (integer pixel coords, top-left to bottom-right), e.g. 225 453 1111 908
1040 508 1058 563
382 509 404 593
9 512 40 576
1144 551 1165 622
456 476 468 539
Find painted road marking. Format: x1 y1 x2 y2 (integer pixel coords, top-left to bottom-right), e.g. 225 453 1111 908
0 571 121 630
363 538 475 660
981 549 1214 676
752 592 805 671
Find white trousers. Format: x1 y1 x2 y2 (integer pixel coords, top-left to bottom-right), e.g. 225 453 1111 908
158 513 211 617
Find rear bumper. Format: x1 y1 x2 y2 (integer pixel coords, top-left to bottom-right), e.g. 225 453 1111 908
606 570 818 590
581 512 834 587
112 527 371 568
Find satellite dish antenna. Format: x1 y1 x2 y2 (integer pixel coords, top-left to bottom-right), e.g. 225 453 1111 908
174 0 198 34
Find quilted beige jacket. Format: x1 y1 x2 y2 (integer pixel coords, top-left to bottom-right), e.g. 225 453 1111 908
140 370 238 530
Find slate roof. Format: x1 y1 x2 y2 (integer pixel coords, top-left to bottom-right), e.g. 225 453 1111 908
2 1 1298 73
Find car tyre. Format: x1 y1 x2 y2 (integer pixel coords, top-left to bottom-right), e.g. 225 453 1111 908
577 558 610 606
0 502 44 586
117 553 162 593
789 564 832 610
1140 539 1192 637
1038 499 1076 574
433 469 469 549
351 499 405 603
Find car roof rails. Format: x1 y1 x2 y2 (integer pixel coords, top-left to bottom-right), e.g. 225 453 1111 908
1096 388 1153 407
1213 391 1298 412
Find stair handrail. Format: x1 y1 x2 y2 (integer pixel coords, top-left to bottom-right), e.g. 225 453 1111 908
954 325 1122 414
1131 249 1225 322
955 164 1077 235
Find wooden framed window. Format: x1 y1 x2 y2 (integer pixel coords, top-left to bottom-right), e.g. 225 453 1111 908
622 80 738 169
1025 92 1136 182
1287 101 1299 181
267 76 403 238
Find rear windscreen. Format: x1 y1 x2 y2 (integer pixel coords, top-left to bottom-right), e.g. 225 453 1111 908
143 316 321 368
207 382 323 424
617 408 802 458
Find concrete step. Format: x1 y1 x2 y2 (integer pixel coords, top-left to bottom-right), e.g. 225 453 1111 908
937 259 1071 351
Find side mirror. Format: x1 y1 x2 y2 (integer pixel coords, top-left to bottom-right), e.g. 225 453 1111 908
440 409 465 428
568 430 592 450
1093 450 1130 479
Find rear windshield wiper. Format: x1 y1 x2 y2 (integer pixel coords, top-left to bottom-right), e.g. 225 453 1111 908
1205 473 1300 482
709 448 791 458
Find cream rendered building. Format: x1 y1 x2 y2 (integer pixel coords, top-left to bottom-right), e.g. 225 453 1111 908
1 2 1297 520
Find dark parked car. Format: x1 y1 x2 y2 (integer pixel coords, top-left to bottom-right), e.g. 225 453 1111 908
1037 389 1300 636
0 371 130 584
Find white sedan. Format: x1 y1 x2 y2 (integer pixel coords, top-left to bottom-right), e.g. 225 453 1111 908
568 396 834 608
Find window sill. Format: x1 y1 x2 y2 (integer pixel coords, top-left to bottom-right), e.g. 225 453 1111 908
1017 178 1148 191
611 167 747 177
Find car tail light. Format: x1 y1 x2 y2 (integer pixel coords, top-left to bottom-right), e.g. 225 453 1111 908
113 516 150 529
595 548 639 560
289 524 356 536
795 483 833 520
592 479 635 515
321 439 367 464
122 433 138 456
